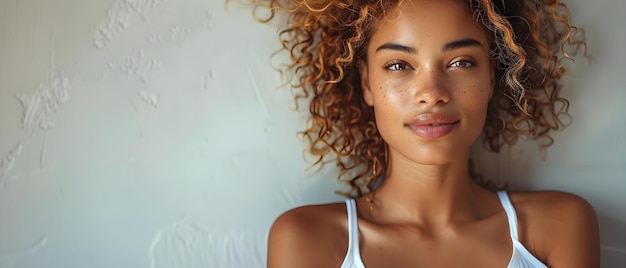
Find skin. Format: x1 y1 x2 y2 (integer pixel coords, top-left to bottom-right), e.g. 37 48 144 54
267 0 600 267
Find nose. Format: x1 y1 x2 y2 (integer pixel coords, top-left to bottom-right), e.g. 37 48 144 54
412 68 450 106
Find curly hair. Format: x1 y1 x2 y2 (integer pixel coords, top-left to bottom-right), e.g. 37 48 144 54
236 0 586 198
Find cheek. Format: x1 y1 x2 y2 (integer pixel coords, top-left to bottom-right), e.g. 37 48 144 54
372 79 410 106
459 80 492 106
370 81 408 129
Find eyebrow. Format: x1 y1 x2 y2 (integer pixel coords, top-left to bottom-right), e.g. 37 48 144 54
375 43 417 54
442 38 483 51
375 38 483 54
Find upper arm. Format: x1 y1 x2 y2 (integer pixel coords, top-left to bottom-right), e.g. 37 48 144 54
541 193 601 268
267 210 313 268
267 208 337 268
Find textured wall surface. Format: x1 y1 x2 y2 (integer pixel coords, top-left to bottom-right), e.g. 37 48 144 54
0 0 623 267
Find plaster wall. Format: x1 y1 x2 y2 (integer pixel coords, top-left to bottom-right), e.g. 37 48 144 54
0 0 624 267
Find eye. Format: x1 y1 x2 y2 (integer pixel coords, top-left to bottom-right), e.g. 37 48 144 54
449 59 475 68
384 60 412 72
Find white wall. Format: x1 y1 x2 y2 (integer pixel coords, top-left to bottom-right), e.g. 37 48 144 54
0 0 623 267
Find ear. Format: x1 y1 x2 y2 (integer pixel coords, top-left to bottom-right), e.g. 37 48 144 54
359 60 374 106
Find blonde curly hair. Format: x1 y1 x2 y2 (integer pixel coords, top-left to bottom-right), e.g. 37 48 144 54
237 0 586 198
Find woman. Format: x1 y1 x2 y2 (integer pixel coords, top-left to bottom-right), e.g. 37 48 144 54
247 0 600 267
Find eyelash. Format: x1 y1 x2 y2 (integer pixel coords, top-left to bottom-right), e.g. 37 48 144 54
384 61 411 71
449 59 476 68
383 59 476 72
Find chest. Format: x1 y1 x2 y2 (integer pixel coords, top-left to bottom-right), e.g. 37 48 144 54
353 222 513 268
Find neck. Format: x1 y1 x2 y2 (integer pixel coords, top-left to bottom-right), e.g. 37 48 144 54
367 150 492 228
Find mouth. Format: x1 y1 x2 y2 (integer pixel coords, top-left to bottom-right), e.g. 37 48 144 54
405 114 460 139
425 123 456 126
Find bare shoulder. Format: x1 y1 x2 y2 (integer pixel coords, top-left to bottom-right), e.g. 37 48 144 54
508 190 600 268
267 202 349 268
509 190 596 217
508 191 598 232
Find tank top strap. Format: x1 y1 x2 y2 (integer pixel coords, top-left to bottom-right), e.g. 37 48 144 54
341 199 364 268
497 191 520 240
345 199 360 255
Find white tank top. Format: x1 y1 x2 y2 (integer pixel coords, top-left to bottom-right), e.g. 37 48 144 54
340 191 548 268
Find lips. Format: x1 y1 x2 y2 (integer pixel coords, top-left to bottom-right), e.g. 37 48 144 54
405 113 459 139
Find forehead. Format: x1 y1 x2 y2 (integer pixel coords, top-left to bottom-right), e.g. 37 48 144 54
369 0 489 49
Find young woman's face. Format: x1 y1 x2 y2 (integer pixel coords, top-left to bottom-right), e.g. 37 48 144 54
360 0 494 165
